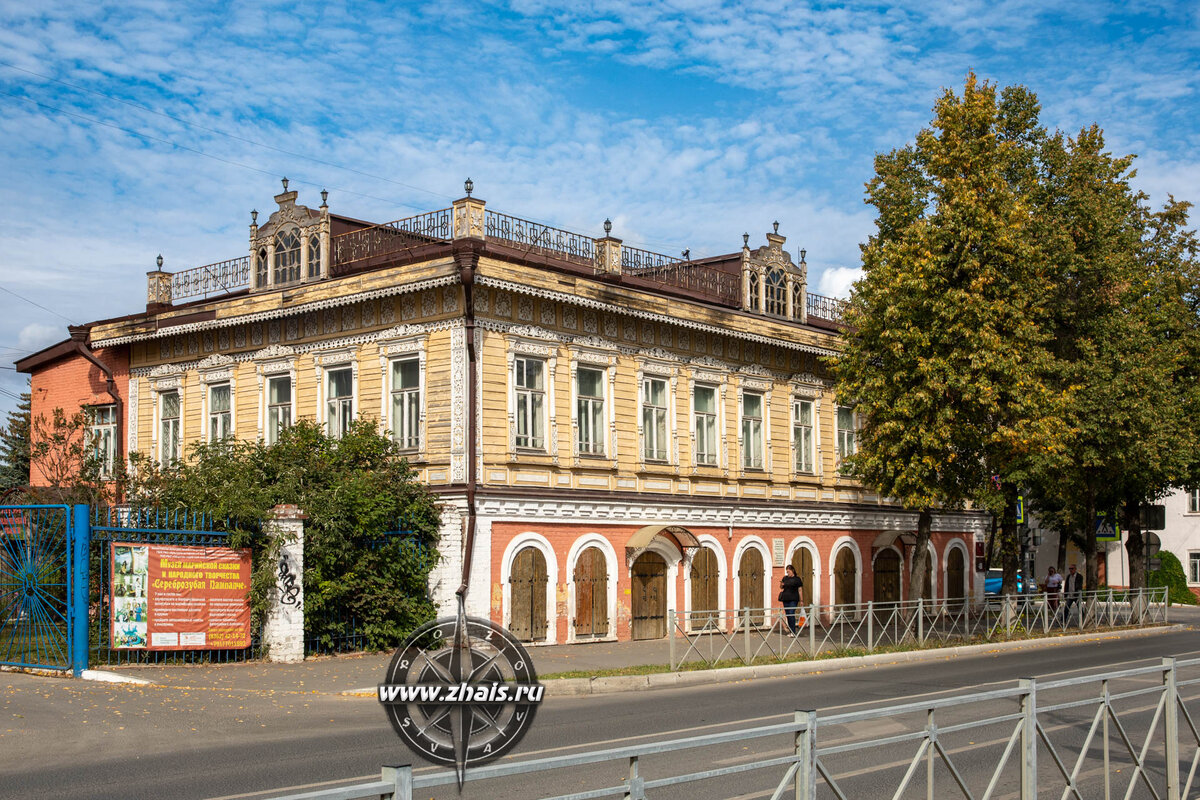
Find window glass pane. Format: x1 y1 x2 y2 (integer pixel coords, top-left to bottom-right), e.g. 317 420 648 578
210 384 230 413
742 392 762 418
1191 554 1200 583
269 377 291 405
837 406 854 430
694 386 715 414
392 359 419 390
161 391 180 419
578 368 604 397
796 400 812 426
328 368 352 398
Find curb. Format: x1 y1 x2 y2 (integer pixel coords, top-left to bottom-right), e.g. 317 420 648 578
543 624 1185 697
80 669 154 685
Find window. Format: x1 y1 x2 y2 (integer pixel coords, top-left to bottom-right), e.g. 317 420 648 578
514 357 545 450
1191 553 1200 584
766 269 786 316
693 386 718 466
837 406 857 467
274 228 300 284
577 367 605 456
1190 489 1200 514
741 391 763 469
208 384 232 441
793 399 814 473
641 377 669 461
159 391 180 464
391 358 420 450
791 282 802 318
87 405 117 475
307 234 321 279
267 376 291 444
326 368 353 439
255 247 268 287
747 272 761 312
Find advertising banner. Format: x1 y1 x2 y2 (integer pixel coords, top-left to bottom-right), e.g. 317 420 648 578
111 542 252 650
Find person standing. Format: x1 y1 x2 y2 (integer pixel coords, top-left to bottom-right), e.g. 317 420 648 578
1044 565 1063 613
779 565 805 635
1062 563 1083 622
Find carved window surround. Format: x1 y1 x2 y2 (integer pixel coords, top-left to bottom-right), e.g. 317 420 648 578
313 346 359 437
568 336 618 469
505 326 560 463
378 327 428 457
196 355 237 442
253 345 297 440
147 364 184 464
636 349 680 470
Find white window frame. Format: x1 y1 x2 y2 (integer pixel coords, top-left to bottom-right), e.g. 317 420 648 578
569 345 617 465
199 359 236 444
158 390 181 464
87 404 117 476
836 405 858 471
324 365 355 439
389 356 422 451
740 390 764 470
641 376 670 462
692 383 719 467
1189 489 1200 515
515 356 548 451
506 332 559 460
206 383 232 442
793 397 815 474
378 331 428 457
576 365 607 457
1189 552 1200 585
265 374 293 445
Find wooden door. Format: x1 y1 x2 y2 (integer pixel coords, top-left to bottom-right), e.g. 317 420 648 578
510 547 548 642
573 547 608 639
738 548 765 626
947 548 966 606
834 548 857 608
791 547 814 607
631 552 667 640
873 549 901 604
690 547 719 628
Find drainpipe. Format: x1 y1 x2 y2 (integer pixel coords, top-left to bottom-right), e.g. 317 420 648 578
68 325 122 466
454 242 480 601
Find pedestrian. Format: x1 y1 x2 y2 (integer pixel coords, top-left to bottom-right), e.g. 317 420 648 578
778 565 804 635
1062 563 1083 622
1044 565 1062 613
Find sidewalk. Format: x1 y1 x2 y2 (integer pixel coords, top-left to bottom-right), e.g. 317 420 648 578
97 606 1197 696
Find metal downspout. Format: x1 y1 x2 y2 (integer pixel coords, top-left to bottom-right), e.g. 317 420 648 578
68 325 122 466
455 245 479 600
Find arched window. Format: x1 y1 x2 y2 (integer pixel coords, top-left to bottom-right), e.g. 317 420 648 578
307 234 321 279
274 228 300 285
791 281 802 318
765 269 786 315
255 248 268 288
747 271 760 311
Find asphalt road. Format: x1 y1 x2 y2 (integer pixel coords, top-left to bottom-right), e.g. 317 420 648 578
3 625 1199 800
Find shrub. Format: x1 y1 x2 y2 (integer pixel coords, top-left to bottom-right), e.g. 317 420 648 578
1147 551 1198 606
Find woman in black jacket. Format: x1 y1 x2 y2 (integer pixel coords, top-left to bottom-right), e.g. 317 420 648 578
779 565 805 635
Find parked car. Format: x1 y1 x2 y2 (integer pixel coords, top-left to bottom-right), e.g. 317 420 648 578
983 569 1026 598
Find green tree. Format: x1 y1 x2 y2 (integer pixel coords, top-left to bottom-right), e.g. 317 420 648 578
836 74 1065 599
0 391 31 491
26 406 119 506
128 420 441 650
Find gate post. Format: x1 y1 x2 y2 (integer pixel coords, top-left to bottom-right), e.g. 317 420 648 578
264 504 307 663
71 504 90 677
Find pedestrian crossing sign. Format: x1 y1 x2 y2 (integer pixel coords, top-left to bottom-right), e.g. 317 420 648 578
1095 512 1121 542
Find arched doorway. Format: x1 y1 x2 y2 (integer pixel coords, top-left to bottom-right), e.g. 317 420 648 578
573 546 608 639
874 549 901 604
690 547 720 628
791 547 814 607
738 548 765 625
947 547 966 607
631 552 667 640
510 546 548 642
834 547 857 608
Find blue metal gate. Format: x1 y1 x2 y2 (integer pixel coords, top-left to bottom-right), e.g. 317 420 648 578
0 505 86 672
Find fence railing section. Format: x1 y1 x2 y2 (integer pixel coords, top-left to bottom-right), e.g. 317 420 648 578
331 209 452 274
621 245 681 273
806 291 847 323
485 210 596 266
170 256 252 301
263 654 1200 800
668 587 1167 670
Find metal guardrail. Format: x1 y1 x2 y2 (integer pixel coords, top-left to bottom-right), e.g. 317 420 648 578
170 256 252 301
331 209 451 274
485 210 596 266
668 587 1167 670
806 291 847 323
264 653 1200 800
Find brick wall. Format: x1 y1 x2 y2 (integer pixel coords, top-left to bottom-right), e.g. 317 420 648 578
28 346 129 486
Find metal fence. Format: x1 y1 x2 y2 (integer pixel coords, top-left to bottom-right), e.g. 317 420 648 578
667 587 1166 670
266 653 1200 800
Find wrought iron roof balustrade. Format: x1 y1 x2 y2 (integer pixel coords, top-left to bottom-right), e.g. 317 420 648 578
484 210 596 266
806 291 847 323
170 256 252 301
330 209 451 275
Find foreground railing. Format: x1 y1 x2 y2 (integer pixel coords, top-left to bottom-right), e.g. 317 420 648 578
668 587 1167 670
170 256 252 301
266 653 1200 800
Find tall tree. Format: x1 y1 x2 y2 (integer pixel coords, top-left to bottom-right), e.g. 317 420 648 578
0 391 31 491
836 74 1065 599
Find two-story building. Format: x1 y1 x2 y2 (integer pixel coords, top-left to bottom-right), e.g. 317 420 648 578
18 180 987 643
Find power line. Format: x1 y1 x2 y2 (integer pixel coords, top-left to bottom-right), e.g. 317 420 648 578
0 284 77 324
0 61 454 204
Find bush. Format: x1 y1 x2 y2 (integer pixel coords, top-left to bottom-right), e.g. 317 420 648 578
1147 551 1198 606
128 420 442 650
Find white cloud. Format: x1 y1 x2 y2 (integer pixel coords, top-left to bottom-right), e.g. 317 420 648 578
18 323 63 353
816 266 862 300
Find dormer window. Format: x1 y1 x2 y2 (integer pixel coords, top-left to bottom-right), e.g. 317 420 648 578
274 228 301 284
766 268 786 316
307 234 321 279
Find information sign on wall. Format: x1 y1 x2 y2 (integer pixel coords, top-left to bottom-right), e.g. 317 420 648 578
111 542 252 650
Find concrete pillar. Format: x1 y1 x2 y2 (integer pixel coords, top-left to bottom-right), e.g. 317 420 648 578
264 503 307 663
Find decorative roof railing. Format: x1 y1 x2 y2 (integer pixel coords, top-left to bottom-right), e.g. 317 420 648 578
170 256 252 301
806 291 848 323
621 245 681 273
485 210 595 266
330 209 451 275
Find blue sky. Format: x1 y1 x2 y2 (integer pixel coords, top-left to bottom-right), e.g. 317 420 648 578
0 0 1197 418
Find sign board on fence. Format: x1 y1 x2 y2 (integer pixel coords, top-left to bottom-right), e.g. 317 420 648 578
111 542 252 650
1095 512 1121 543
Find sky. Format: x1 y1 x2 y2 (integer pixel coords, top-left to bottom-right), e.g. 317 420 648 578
0 0 1197 418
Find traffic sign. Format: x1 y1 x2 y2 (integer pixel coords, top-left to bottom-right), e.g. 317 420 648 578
1140 504 1166 531
1145 532 1161 557
1016 496 1025 525
1095 511 1121 542
1148 557 1162 571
